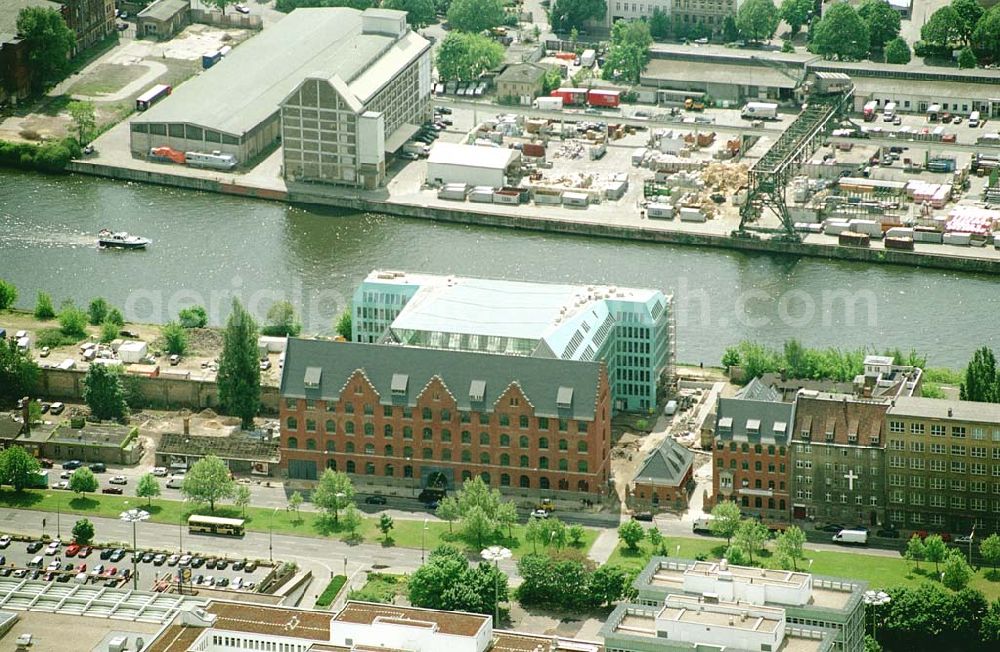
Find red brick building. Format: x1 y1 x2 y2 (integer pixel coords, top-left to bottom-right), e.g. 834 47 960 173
631 438 695 512
279 339 612 496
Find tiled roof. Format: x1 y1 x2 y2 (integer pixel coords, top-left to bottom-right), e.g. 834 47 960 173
634 438 693 487
793 394 887 445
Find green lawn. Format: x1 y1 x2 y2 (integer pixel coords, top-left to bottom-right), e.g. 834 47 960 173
68 63 149 96
605 536 1000 600
348 572 408 604
0 488 597 559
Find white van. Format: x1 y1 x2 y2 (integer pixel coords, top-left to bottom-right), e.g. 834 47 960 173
692 516 715 533
166 475 185 489
970 110 981 128
28 555 44 568
832 529 868 545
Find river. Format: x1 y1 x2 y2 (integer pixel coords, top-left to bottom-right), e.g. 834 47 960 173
1 170 997 367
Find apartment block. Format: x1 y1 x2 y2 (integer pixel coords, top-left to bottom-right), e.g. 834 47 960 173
279 338 612 496
61 0 114 51
627 557 866 651
712 377 795 524
885 397 1000 535
352 270 675 414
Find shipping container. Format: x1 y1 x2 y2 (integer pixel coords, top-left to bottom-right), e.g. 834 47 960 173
885 236 915 251
741 102 778 120
913 227 944 243
586 89 620 108
533 189 562 204
839 231 870 247
679 207 706 222
885 227 914 239
850 219 882 237
468 187 495 203
943 232 972 246
550 88 587 106
647 203 674 219
522 143 546 158
533 96 563 111
863 101 878 121
437 184 468 201
562 191 589 207
149 146 185 164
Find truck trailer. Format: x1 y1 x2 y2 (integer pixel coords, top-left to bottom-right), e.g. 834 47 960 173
586 89 620 108
741 102 778 120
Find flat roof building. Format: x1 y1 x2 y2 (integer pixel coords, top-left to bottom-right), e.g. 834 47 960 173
426 142 521 188
279 338 612 496
130 7 431 181
630 557 865 651
353 270 675 413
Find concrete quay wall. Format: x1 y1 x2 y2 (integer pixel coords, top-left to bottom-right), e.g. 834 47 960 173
67 161 1000 275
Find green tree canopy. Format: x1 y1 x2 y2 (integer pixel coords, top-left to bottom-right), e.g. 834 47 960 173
905 533 926 569
924 534 947 572
0 280 16 310
550 0 607 33
99 319 119 344
57 300 87 339
960 346 998 403
136 472 161 506
780 0 813 37
312 469 355 522
161 321 188 355
16 7 75 91
958 45 978 68
446 0 504 33
981 533 1000 572
69 467 98 494
435 32 504 81
588 564 628 607
734 519 769 565
451 475 514 547
709 501 742 545
0 446 41 492
217 299 260 429
378 513 394 542
233 484 251 516
736 0 780 42
72 518 95 545
649 8 670 40
972 7 1000 62
942 548 974 590
952 0 984 42
262 300 302 337
382 0 436 28
0 339 38 404
921 6 965 47
774 525 806 570
68 101 96 145
858 0 900 50
884 36 912 64
181 454 235 511
178 306 208 328
617 519 645 551
601 19 652 84
34 292 55 320
811 3 870 60
880 584 989 650
82 364 128 421
334 308 352 339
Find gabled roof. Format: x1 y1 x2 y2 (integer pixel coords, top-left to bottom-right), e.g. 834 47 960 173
717 378 795 444
137 0 189 22
793 393 887 445
496 62 548 85
280 339 603 420
634 438 693 488
735 377 781 403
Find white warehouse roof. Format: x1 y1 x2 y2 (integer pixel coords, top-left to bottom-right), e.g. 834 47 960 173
427 142 520 170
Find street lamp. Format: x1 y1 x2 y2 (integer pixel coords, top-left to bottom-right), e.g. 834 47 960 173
269 507 279 562
120 507 150 591
481 545 512 628
863 589 891 641
420 518 429 563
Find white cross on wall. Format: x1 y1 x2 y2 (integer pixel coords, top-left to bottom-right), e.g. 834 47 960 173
844 469 858 491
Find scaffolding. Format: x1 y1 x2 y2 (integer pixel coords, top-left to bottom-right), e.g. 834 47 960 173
738 88 854 239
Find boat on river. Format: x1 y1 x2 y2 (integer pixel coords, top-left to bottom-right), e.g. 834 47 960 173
98 230 151 249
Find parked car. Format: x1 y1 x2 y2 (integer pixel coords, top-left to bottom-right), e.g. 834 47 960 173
530 509 550 519
89 462 106 473
109 548 125 563
0 535 11 549
45 541 61 555
364 495 387 505
167 554 180 566
39 458 53 468
65 544 80 557
179 554 192 567
244 561 257 573
153 554 166 566
141 552 154 563
102 487 123 495
206 558 217 569
109 475 127 485
259 359 271 371
78 546 92 558
62 459 82 470
26 541 43 553
232 560 245 572
50 402 65 415
190 556 205 568
215 559 229 570
99 548 113 560
152 467 168 477
0 568 11 577
632 512 654 522
235 3 250 13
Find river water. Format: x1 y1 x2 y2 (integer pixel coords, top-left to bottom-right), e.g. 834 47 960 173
1 169 997 367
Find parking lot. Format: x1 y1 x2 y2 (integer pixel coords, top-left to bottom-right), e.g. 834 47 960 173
0 535 271 593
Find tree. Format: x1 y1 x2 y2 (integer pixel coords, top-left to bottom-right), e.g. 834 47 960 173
72 518 95 545
858 0 900 50
341 503 363 539
0 280 16 310
737 0 780 43
960 347 998 403
87 298 110 326
864 635 883 652
618 519 645 551
905 533 926 570
158 321 187 356
884 37 911 64
880 583 988 650
288 491 304 516
973 7 1000 63
924 534 947 573
780 0 812 37
312 469 355 523
811 3 870 60
722 15 740 42
57 301 88 339
217 299 260 429
952 0 984 42
550 0 606 33
516 552 595 611
496 500 518 541
447 0 504 33
233 484 251 517
710 501 742 545
69 467 98 495
178 306 208 328
588 564 627 607
99 320 119 344
262 301 301 337
981 533 1000 572
983 598 1000 644
82 364 128 421
734 519 769 565
958 45 978 68
539 517 567 550
462 505 495 548
921 6 964 48
33 292 55 320
602 20 652 84
569 524 586 547
649 8 670 40
647 525 664 552
382 0 436 28
105 308 124 327
452 476 511 546
774 525 806 570
67 101 96 145
0 446 40 492
435 32 504 81
136 473 160 506
181 455 235 511
409 544 469 607
525 515 546 553
0 340 39 404
435 496 461 533
334 307 351 340
942 548 973 590
378 513 395 543
15 7 75 91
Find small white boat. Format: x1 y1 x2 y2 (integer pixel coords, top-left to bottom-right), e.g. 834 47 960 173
98 229 151 249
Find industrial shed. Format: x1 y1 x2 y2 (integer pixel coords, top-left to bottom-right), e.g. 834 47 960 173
426 142 521 188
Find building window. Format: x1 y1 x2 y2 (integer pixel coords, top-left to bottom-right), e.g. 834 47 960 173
306 439 316 450
422 427 433 440
500 414 510 427
441 429 452 442
501 473 511 486
578 460 589 473
539 456 549 469
578 441 588 453
520 415 529 429
559 439 568 451
346 460 356 473
519 435 530 448
345 421 355 435
441 409 451 422
384 405 392 417
422 407 432 420
480 432 490 445
539 437 549 449
500 434 510 447
285 398 297 409
461 430 472 444
539 417 549 430
520 455 530 468
287 437 298 449
364 443 375 455
287 417 298 430
500 453 510 466
480 452 490 464
384 444 394 456
326 441 335 452
364 403 373 416
384 424 393 437
345 402 354 414
325 419 336 433
423 448 433 460
442 449 452 461
364 423 374 436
